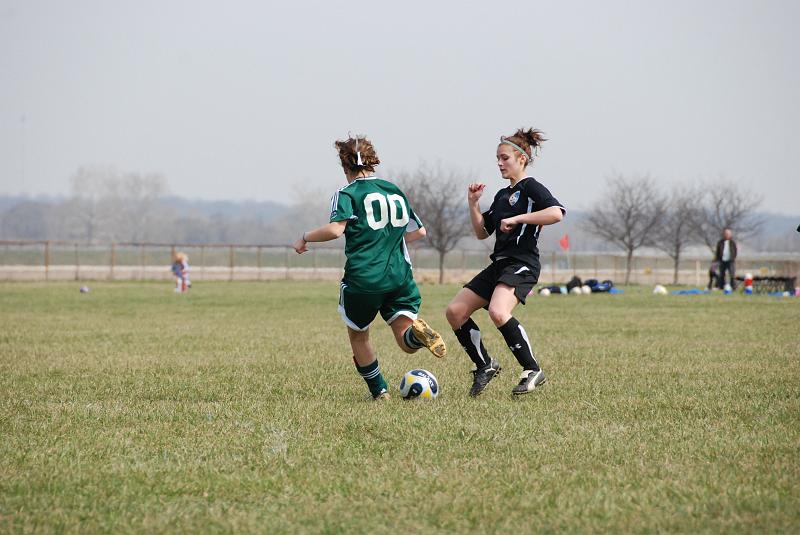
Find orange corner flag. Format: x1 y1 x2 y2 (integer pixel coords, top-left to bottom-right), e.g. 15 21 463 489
559 234 570 251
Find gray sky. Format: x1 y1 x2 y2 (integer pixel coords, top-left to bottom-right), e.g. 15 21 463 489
1 0 798 214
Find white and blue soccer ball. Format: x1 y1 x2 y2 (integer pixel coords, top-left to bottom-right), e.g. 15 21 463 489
399 369 439 400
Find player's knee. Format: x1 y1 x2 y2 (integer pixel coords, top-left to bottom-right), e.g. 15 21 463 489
445 303 467 329
487 306 510 327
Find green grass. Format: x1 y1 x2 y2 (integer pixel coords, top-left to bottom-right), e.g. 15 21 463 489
1 281 798 533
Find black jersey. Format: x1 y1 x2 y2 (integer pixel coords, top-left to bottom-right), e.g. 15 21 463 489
481 177 565 268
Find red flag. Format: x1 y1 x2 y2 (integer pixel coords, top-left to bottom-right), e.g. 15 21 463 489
559 234 570 251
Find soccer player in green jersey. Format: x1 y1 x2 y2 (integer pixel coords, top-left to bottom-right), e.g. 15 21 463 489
293 135 446 400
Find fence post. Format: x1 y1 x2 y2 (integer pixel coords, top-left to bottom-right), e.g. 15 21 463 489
200 245 205 281
110 243 116 280
312 248 317 277
654 257 658 285
140 244 146 281
74 242 80 281
285 246 290 280
257 246 262 281
229 245 235 282
695 259 700 287
44 241 50 281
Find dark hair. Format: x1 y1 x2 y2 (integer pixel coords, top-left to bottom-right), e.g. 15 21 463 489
334 135 380 173
501 128 547 167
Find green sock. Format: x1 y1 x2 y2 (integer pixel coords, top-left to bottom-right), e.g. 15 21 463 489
355 358 388 398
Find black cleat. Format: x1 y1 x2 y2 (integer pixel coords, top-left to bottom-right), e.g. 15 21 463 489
469 359 501 397
512 369 546 395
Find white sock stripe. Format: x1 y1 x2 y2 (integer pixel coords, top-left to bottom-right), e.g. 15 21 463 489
469 329 484 362
361 366 382 379
517 324 539 367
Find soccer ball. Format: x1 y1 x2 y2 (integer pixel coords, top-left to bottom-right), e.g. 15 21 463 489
539 288 551 297
569 286 582 295
581 285 591 295
653 284 667 295
79 286 90 293
399 369 439 400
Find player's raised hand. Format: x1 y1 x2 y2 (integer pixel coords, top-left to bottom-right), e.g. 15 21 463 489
467 182 485 203
293 237 308 254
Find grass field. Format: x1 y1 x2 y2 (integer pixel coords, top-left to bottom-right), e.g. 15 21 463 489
1 281 798 533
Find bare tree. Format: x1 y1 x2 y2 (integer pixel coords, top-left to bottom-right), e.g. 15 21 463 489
653 186 700 284
581 175 666 284
106 172 168 241
691 181 763 253
398 163 472 283
67 165 119 243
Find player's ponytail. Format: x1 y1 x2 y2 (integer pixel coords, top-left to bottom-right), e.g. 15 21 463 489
335 135 380 174
500 128 547 167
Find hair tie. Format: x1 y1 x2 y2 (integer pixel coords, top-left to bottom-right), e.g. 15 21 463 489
500 137 530 161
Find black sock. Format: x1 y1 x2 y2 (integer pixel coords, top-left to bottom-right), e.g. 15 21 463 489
403 327 424 349
454 318 492 369
498 317 539 371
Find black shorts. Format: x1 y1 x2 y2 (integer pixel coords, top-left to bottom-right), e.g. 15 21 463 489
464 258 541 305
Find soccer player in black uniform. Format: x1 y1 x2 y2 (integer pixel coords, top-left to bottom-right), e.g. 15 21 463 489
445 128 565 396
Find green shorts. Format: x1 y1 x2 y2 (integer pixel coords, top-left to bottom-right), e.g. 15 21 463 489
338 277 421 331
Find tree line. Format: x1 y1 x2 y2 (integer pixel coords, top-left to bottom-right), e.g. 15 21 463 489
581 175 764 284
2 165 787 286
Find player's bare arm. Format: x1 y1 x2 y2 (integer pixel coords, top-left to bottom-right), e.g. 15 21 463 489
468 182 489 239
405 227 427 244
293 221 348 254
499 206 564 233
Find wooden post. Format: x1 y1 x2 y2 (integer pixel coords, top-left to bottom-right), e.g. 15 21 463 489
200 245 205 281
110 243 116 280
312 248 317 277
654 257 659 285
695 259 700 287
44 241 50 281
140 244 146 281
229 245 235 282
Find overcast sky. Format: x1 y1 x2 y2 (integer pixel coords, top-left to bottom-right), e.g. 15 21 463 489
1 0 798 214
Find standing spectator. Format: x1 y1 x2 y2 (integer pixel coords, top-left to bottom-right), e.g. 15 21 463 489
714 228 737 289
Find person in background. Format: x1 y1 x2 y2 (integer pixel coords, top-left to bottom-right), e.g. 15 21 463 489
172 252 190 293
714 228 737 289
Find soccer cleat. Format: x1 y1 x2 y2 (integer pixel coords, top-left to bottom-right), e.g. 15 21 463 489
469 359 501 397
373 389 390 401
512 369 547 395
411 318 447 358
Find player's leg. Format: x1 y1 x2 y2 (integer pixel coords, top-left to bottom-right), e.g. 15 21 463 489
383 278 446 358
339 283 388 399
446 281 500 397
347 327 388 399
488 283 546 395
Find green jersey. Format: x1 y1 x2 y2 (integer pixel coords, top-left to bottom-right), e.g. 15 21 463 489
330 176 423 294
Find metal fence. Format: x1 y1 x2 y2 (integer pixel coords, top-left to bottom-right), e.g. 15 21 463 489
1 240 798 286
